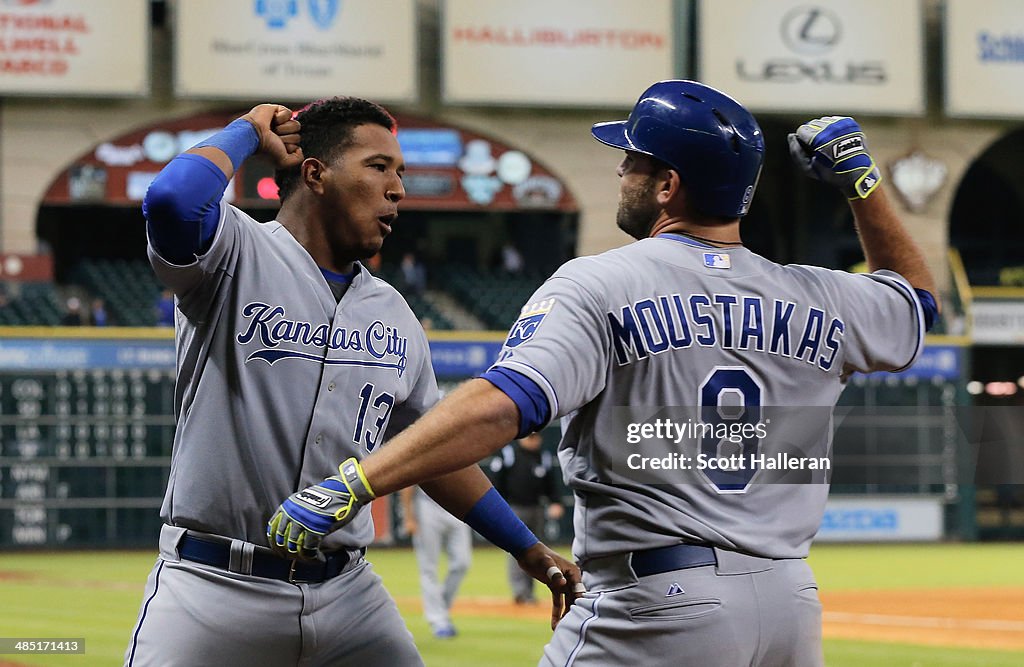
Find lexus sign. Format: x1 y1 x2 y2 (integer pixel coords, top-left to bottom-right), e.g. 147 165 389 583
699 0 923 115
781 6 841 56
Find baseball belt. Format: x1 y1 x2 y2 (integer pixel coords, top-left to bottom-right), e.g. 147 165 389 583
178 532 364 584
630 543 718 577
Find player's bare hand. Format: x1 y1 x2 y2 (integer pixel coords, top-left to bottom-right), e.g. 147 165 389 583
516 542 585 630
240 104 304 170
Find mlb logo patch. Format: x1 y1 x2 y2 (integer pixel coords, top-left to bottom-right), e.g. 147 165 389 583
505 298 555 348
703 253 731 270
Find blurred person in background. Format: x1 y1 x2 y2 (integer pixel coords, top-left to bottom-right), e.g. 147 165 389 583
399 485 473 639
154 288 175 327
400 251 427 294
60 296 84 326
90 297 108 326
499 241 524 275
489 432 565 605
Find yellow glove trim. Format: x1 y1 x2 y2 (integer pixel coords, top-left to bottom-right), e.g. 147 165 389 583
338 457 377 500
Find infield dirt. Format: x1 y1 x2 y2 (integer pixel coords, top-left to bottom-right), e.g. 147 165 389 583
403 586 1024 652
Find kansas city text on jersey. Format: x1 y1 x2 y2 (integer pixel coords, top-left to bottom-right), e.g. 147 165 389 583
236 302 409 375
608 293 845 371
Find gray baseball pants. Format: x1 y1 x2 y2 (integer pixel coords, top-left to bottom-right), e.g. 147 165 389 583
411 494 472 632
540 547 824 667
124 525 423 667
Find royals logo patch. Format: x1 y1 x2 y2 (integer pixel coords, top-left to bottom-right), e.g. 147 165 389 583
505 298 555 348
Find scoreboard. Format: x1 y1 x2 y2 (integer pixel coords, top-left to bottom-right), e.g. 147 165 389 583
0 334 178 549
0 368 176 548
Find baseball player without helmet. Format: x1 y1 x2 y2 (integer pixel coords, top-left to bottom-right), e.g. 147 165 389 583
591 79 765 218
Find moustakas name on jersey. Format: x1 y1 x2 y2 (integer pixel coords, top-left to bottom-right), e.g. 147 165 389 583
606 292 844 372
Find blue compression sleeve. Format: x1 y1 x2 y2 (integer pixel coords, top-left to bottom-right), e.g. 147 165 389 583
144 119 259 264
192 118 260 171
143 154 229 264
480 367 551 438
915 289 939 332
463 487 539 557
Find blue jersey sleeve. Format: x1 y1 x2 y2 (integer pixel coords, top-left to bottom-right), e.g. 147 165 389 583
480 366 551 437
915 288 939 332
143 153 228 264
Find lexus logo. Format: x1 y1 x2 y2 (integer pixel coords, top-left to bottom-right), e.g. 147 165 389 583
781 6 841 56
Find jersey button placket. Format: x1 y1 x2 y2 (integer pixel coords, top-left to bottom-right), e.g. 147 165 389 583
314 433 323 445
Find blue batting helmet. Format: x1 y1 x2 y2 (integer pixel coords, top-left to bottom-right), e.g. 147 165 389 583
591 80 764 218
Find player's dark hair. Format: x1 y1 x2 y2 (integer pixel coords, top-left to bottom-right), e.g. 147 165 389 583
275 96 396 202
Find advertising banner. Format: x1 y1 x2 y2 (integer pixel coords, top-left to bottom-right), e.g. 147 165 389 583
817 496 943 541
971 300 1024 344
43 109 577 212
699 0 924 114
175 0 416 102
443 0 676 106
946 0 1024 118
0 0 148 96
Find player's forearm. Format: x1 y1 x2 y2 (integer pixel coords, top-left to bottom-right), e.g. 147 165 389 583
185 118 260 181
850 188 940 303
186 146 236 181
362 379 520 497
420 466 496 518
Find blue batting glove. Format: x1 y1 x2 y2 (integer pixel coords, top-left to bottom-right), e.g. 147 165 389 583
788 116 882 200
266 457 376 559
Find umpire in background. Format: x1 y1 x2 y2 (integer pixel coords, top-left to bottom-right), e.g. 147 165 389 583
489 432 566 605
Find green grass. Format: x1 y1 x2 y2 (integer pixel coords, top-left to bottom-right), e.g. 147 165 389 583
0 543 1021 666
823 639 1024 667
807 542 1024 590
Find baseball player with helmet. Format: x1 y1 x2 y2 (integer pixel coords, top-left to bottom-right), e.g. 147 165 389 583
124 97 581 667
268 80 939 666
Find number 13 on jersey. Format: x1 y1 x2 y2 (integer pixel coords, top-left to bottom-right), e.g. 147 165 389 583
353 382 395 452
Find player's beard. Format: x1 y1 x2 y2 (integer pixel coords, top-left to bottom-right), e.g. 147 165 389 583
616 177 660 240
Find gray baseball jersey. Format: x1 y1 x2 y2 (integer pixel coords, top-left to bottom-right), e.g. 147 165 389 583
149 200 438 550
493 234 924 562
